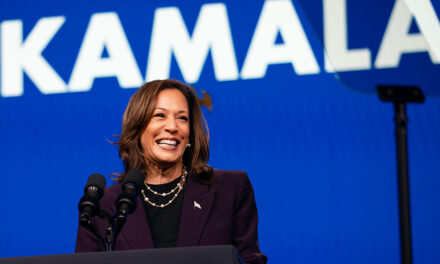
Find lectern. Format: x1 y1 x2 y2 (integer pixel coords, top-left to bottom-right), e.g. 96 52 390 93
0 245 242 264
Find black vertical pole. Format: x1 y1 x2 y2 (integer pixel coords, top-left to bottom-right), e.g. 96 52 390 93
394 102 412 264
377 85 424 264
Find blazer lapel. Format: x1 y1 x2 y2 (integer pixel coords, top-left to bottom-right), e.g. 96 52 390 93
177 175 216 246
119 196 155 249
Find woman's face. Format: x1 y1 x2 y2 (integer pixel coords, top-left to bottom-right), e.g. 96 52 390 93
140 88 190 166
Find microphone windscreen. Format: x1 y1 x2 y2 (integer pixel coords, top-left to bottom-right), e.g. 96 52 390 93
123 169 145 190
85 173 106 190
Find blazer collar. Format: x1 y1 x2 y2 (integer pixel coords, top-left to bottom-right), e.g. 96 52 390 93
177 174 216 246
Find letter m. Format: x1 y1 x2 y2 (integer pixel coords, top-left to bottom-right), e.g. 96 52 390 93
146 3 238 83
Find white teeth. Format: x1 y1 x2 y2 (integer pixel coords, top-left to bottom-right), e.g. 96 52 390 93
157 139 177 146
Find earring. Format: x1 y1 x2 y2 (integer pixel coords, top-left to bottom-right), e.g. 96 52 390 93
186 143 191 148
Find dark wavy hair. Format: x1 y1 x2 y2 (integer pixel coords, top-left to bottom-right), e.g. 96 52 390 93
115 79 213 184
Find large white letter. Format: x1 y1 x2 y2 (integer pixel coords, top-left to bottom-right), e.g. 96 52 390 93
323 0 371 72
68 12 143 92
240 0 319 79
375 0 440 68
1 17 66 97
146 3 239 83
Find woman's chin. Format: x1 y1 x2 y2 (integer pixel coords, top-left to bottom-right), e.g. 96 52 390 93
152 155 183 167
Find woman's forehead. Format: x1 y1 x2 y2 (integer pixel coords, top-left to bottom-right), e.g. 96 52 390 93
154 89 189 111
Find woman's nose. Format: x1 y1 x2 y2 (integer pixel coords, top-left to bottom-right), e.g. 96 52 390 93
164 117 177 133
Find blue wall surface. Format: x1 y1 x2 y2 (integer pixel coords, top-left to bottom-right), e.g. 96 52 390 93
0 0 439 263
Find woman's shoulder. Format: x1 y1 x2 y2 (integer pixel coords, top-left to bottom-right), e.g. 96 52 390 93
105 181 122 194
212 169 251 189
99 182 122 207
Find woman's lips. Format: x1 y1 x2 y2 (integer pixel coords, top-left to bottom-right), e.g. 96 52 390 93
156 139 178 150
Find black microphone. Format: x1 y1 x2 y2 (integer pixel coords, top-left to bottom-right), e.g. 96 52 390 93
115 169 144 220
105 170 144 251
78 173 106 225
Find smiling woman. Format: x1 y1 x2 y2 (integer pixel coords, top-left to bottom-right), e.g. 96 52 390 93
114 79 212 184
75 79 267 264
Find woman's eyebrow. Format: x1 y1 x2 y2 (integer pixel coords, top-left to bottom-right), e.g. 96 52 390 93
155 107 188 114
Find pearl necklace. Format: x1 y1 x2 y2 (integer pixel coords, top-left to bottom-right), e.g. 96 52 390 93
141 169 187 208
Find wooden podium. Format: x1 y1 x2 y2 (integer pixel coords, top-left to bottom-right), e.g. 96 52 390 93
0 245 242 264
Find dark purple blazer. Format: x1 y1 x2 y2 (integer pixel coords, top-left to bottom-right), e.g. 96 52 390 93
76 170 267 264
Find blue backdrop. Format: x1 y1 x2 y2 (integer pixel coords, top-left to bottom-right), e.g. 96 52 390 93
1 0 439 263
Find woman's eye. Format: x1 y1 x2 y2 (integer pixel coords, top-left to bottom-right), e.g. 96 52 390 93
178 116 188 121
154 113 165 118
